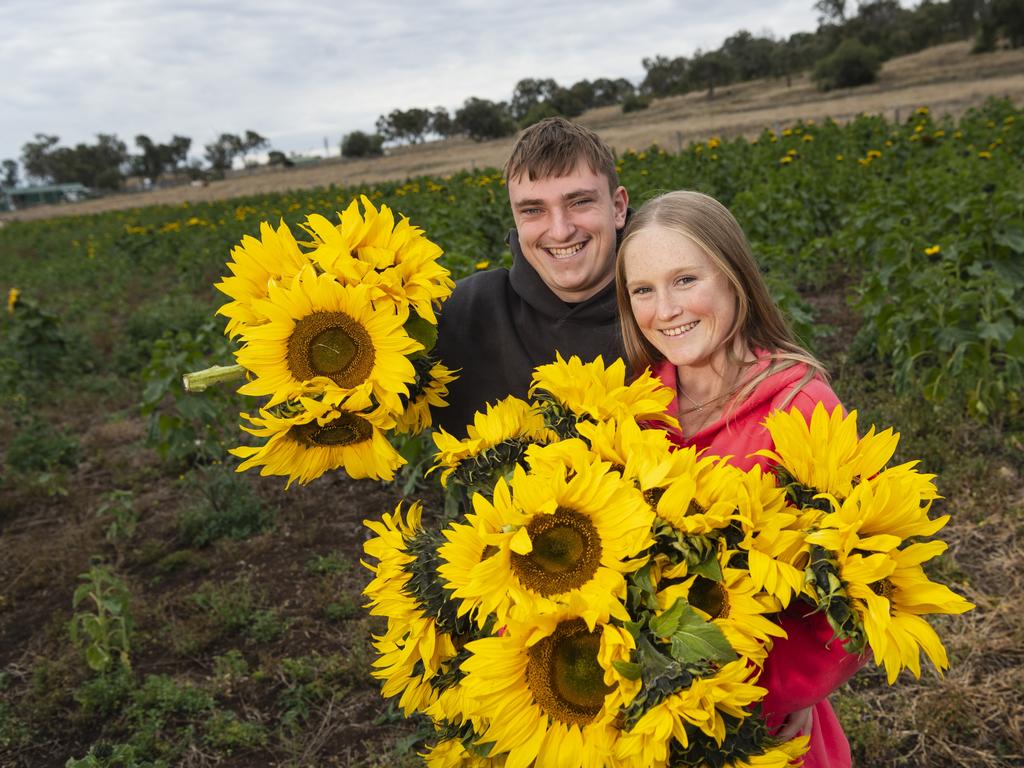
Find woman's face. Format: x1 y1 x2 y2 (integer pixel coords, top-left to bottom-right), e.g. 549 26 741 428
622 225 738 370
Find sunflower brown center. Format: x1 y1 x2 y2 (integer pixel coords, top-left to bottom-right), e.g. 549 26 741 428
287 311 375 388
526 619 613 726
510 507 602 596
688 575 729 619
871 578 896 603
290 411 373 447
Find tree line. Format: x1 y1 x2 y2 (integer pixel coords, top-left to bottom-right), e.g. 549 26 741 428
5 0 1022 186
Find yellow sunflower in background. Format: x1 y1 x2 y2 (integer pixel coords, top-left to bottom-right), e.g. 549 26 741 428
459 611 637 768
431 396 554 487
7 287 20 314
529 354 678 430
756 403 899 500
363 502 462 715
302 196 454 323
394 360 459 435
613 659 766 767
215 219 311 337
230 394 404 485
439 447 652 630
235 265 421 410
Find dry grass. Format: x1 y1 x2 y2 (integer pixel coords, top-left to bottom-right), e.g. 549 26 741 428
5 41 1024 224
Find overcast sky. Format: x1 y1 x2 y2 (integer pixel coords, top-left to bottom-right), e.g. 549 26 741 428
2 0 829 169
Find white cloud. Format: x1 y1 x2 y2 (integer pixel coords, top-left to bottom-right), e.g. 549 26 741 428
0 0 825 164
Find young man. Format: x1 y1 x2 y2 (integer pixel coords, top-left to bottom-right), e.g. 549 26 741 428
431 118 630 436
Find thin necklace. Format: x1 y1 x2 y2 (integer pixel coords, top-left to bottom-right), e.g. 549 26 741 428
677 384 710 412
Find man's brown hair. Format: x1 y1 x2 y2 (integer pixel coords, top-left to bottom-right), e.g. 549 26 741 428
504 117 619 193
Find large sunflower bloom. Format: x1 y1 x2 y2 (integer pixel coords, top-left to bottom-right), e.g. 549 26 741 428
529 354 678 432
215 219 312 337
572 417 675 488
431 396 555 488
230 395 403 485
756 403 899 500
301 196 454 323
363 503 463 714
438 448 652 629
820 538 973 683
235 265 421 410
655 450 746 536
459 612 638 768
656 562 788 667
422 737 506 767
613 659 767 767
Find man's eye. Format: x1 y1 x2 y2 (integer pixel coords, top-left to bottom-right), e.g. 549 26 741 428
571 198 593 207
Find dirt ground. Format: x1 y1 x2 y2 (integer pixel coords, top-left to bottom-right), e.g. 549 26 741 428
4 40 1023 224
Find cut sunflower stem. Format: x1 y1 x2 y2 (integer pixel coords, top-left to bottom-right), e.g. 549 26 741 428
182 363 246 392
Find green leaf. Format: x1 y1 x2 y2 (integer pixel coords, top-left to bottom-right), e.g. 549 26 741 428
612 660 643 680
648 597 686 638
655 599 738 666
85 645 110 672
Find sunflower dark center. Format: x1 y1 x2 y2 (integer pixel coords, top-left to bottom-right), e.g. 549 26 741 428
287 311 375 387
290 411 373 447
526 619 613 726
510 507 602 596
871 578 896 603
688 575 729 619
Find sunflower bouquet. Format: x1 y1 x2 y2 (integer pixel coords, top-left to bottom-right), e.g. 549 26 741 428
361 355 973 768
204 195 456 486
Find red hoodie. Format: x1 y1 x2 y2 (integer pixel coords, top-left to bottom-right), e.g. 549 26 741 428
652 358 864 768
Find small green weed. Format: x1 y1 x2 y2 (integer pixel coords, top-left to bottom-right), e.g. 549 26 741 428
179 463 275 547
190 577 286 645
69 564 133 673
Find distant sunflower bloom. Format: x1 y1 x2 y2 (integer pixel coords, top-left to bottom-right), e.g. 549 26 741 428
529 354 677 435
6 287 19 314
230 395 404 485
756 403 899 502
363 502 467 715
215 219 312 337
438 449 652 629
459 612 637 768
394 359 459 435
235 266 422 411
431 396 554 488
613 659 767 766
302 195 454 324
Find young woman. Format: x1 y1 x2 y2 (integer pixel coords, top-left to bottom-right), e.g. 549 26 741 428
615 190 864 768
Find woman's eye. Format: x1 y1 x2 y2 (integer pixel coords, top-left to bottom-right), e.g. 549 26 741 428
630 286 651 296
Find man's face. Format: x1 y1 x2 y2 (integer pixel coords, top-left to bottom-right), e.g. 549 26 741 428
507 161 628 303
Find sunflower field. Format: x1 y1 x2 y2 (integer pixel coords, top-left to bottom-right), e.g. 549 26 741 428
0 97 1021 767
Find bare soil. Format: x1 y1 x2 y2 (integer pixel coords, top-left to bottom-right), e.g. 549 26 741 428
4 40 1023 224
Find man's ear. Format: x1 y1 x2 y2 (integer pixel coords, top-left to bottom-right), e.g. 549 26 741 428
613 186 629 228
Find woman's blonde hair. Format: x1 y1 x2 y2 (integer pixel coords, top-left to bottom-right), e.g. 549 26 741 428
615 190 826 408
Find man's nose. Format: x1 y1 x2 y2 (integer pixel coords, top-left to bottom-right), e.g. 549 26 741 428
549 208 576 241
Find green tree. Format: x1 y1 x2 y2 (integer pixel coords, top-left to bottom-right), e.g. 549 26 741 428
510 78 560 122
721 30 779 81
429 107 455 138
204 133 242 177
20 134 60 183
454 98 516 142
375 108 432 144
641 54 689 97
689 50 736 98
992 0 1024 46
341 130 384 158
812 37 882 90
1 159 17 188
134 135 164 181
240 130 269 166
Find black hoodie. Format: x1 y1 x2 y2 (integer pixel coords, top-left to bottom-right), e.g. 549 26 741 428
431 228 625 436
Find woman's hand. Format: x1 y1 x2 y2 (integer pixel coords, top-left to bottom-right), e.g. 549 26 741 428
775 705 814 741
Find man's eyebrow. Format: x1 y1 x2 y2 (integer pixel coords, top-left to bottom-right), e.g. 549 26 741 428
513 188 601 208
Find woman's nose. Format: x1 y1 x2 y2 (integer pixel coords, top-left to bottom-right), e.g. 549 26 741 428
656 292 681 320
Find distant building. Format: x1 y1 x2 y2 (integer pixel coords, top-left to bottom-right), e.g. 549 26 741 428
0 183 93 211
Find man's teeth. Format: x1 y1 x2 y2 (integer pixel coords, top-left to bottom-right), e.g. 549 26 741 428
662 320 699 337
548 242 585 258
